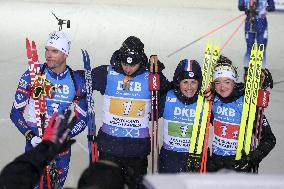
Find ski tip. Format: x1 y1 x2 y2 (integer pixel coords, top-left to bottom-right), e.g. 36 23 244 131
26 38 30 48
252 43 258 50
31 40 36 50
214 39 221 46
206 39 213 45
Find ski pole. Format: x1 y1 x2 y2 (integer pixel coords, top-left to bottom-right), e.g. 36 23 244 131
274 80 284 85
149 57 155 173
82 49 99 164
46 166 52 189
153 56 160 171
149 55 160 173
220 18 245 52
200 101 212 173
253 89 270 172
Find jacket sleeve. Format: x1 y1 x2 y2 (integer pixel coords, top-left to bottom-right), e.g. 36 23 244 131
254 115 276 163
159 72 172 97
158 93 167 119
238 0 246 11
69 71 88 138
91 65 108 95
10 69 37 138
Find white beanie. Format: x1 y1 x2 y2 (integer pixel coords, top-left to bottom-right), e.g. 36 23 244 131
214 65 237 82
45 31 71 55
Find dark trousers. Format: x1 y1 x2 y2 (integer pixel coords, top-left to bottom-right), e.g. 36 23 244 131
159 147 188 173
99 152 148 189
206 154 235 172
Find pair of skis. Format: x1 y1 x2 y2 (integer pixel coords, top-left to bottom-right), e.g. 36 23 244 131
149 55 160 173
26 39 45 136
82 50 99 164
187 40 220 173
235 43 264 161
26 38 56 189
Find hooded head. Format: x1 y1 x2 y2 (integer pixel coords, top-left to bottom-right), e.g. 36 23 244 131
110 36 148 76
119 36 147 65
45 31 71 55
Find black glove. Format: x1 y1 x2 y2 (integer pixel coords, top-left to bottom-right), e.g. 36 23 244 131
245 6 258 17
261 68 273 89
187 153 201 172
206 155 219 172
234 150 262 172
25 129 36 142
238 5 245 11
43 110 76 154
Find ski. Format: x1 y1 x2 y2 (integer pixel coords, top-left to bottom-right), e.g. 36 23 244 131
26 38 61 189
188 40 220 172
82 49 98 164
197 41 220 155
189 41 212 157
26 38 52 189
244 44 264 154
199 42 220 173
235 43 264 160
149 55 160 173
26 38 44 136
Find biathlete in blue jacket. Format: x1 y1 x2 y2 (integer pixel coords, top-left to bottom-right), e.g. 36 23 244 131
158 59 203 173
238 0 275 79
10 31 87 188
90 36 170 189
205 55 275 172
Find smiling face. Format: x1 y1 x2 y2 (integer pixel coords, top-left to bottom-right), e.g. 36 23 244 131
179 78 199 98
214 77 235 98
